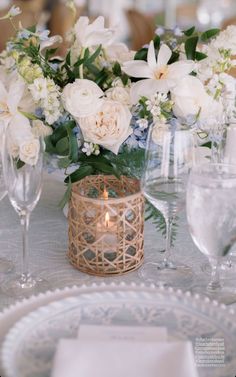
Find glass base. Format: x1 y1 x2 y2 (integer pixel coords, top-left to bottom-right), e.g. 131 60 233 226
2 274 51 298
191 284 236 305
201 257 236 276
139 261 194 288
0 257 14 273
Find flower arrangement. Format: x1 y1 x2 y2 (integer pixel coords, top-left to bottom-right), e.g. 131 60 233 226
0 4 236 201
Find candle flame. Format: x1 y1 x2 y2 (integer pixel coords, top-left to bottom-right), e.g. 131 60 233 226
103 188 108 200
105 212 110 228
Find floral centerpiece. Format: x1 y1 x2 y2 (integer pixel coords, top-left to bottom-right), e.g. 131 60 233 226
0 4 236 208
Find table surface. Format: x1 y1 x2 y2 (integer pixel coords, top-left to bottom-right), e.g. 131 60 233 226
0 173 235 313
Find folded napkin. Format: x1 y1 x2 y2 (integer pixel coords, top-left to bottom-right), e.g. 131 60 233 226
51 339 199 377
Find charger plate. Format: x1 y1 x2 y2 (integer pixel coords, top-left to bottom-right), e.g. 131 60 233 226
1 283 236 377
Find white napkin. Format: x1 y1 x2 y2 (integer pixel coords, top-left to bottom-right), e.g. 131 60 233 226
51 339 199 377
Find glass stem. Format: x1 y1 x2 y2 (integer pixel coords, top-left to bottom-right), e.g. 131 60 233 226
20 210 31 281
163 217 173 265
208 258 221 292
210 126 225 163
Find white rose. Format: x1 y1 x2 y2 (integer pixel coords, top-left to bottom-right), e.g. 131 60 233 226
106 86 131 106
78 100 132 154
62 79 104 118
19 138 40 166
172 76 223 122
32 120 53 137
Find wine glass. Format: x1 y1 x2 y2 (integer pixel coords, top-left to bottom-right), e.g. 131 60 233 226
187 163 236 304
140 122 196 287
1 134 50 297
0 139 14 273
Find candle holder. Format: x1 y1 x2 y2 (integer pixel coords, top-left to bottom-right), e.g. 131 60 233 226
68 175 144 276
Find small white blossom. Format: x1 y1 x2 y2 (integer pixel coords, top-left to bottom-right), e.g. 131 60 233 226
0 5 21 20
82 142 100 156
29 78 62 125
136 118 148 131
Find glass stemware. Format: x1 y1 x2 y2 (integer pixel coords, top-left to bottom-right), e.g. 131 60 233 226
0 141 14 274
140 122 196 287
1 134 50 297
187 163 236 304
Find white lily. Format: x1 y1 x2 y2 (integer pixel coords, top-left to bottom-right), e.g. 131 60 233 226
0 77 33 146
122 41 194 104
74 16 116 48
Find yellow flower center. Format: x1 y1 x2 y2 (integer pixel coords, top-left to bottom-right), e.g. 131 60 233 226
0 101 10 117
154 65 169 80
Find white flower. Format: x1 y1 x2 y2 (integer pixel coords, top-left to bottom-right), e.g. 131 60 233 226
73 16 116 48
19 139 40 166
78 100 132 154
29 78 61 125
122 41 194 104
0 5 21 20
32 120 53 137
29 78 48 102
212 26 236 55
82 142 100 156
62 79 104 118
172 76 223 123
136 118 148 130
105 43 135 64
106 86 131 106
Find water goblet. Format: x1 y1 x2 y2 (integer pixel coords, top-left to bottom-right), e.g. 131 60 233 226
187 163 236 304
1 134 50 297
140 122 196 287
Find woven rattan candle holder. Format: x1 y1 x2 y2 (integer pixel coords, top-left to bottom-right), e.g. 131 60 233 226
68 175 144 276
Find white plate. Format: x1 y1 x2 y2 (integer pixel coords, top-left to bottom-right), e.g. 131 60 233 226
1 283 236 377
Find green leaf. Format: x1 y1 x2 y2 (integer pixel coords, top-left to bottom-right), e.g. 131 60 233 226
79 154 120 178
56 137 69 156
59 178 72 209
85 45 102 66
16 159 25 169
113 62 122 76
134 48 148 61
27 26 36 33
50 121 76 146
18 111 39 120
65 165 94 183
201 141 212 149
153 35 160 49
66 126 78 163
45 136 57 154
66 51 71 66
45 48 58 61
58 157 72 169
195 51 208 61
168 51 180 64
201 28 220 42
183 26 195 37
185 36 199 60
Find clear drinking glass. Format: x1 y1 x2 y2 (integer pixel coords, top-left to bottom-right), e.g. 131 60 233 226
187 163 236 304
0 142 14 273
140 122 196 287
1 134 50 297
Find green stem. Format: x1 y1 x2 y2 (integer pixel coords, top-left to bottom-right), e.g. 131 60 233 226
79 48 85 79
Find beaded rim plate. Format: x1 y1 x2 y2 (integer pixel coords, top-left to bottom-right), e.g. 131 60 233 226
1 283 236 377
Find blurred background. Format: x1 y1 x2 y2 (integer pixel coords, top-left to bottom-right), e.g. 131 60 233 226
0 0 236 53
